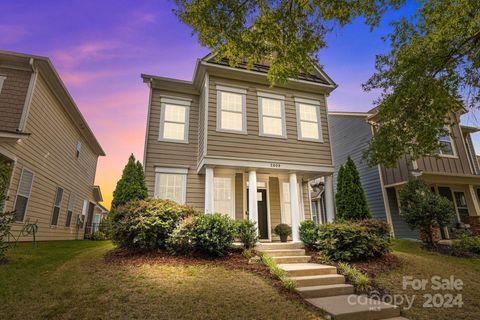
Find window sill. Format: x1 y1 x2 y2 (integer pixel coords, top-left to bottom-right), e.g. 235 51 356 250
297 137 324 143
259 133 287 140
157 138 189 144
215 128 248 135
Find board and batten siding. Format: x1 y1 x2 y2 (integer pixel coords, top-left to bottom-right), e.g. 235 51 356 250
206 76 333 166
329 114 387 220
144 87 205 210
2 74 99 241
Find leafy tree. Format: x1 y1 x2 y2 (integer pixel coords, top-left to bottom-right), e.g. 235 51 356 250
174 1 480 166
335 157 371 221
173 0 403 84
0 159 13 262
399 178 455 246
111 154 148 209
363 0 480 166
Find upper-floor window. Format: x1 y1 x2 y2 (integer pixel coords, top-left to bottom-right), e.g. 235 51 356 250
438 126 456 157
258 92 286 138
216 85 247 133
295 98 323 142
76 142 81 158
0 75 6 94
159 97 190 143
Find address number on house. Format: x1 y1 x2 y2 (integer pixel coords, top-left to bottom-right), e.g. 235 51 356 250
270 163 281 168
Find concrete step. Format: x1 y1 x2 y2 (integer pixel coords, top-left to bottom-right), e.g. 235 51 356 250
306 295 400 320
271 255 311 264
255 242 304 250
296 284 354 298
278 263 338 277
291 274 345 287
258 249 306 257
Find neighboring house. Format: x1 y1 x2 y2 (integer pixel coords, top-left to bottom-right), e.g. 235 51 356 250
86 202 109 234
329 110 480 239
142 54 337 242
0 50 106 241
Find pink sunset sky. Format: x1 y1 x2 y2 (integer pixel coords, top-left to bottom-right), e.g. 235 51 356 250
2 0 479 208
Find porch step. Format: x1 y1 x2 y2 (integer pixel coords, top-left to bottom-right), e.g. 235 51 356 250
291 274 345 287
306 295 400 320
257 249 306 257
271 255 311 264
296 284 354 298
255 242 304 250
278 263 338 277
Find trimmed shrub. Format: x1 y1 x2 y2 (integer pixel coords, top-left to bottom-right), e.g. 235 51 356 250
299 220 318 249
235 219 258 249
452 234 480 255
111 198 196 251
357 219 391 239
337 262 371 293
189 213 236 256
317 223 391 261
399 178 455 246
166 221 195 254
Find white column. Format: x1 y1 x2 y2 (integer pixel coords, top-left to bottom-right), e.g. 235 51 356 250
248 170 258 234
205 167 214 213
289 173 300 242
468 185 480 216
325 174 335 223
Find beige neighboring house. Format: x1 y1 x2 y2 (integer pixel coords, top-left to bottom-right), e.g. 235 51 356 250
328 109 480 239
142 54 337 242
0 50 105 241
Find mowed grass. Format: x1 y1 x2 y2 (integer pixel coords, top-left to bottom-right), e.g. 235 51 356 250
376 240 480 320
0 241 322 320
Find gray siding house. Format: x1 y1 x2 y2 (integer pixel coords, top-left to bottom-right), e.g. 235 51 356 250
328 111 480 239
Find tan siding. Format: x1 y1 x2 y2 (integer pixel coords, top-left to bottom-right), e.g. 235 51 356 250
144 87 205 210
269 177 281 241
302 182 311 220
0 67 31 131
235 173 244 220
207 76 333 165
2 74 99 241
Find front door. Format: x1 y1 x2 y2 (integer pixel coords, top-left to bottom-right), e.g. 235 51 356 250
247 189 269 239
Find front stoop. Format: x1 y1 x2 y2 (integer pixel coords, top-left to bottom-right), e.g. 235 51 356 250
259 244 406 320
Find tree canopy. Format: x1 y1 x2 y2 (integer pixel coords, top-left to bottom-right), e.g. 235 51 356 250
174 0 480 166
111 154 148 210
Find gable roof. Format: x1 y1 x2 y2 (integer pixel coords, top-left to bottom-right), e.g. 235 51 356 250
0 50 105 156
201 52 337 88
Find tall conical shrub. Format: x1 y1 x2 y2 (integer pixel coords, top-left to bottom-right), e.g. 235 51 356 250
335 156 371 221
111 154 148 209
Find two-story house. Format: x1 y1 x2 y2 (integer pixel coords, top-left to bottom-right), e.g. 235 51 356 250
329 110 480 239
142 54 337 242
0 50 105 241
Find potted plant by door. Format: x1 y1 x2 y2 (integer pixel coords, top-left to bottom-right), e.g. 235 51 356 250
274 224 292 242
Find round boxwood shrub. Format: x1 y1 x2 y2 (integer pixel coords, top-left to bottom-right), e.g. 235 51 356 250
111 198 196 251
235 219 258 249
299 220 319 249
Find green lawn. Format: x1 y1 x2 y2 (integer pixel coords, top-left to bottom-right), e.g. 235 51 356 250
0 241 321 320
376 240 480 320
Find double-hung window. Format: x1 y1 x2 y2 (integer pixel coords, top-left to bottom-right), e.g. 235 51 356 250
13 168 34 222
295 98 323 142
216 85 247 133
214 176 235 218
159 97 190 143
280 182 304 225
258 92 286 138
65 192 76 227
154 167 187 204
51 187 64 226
438 126 456 156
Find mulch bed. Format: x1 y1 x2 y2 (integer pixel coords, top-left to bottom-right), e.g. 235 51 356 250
105 248 326 317
350 254 403 278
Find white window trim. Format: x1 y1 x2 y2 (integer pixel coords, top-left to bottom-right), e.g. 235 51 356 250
216 85 247 134
51 187 64 226
158 97 191 144
154 167 188 204
76 142 81 159
0 75 6 94
213 174 236 219
257 92 287 139
438 125 458 158
295 97 323 142
12 168 34 223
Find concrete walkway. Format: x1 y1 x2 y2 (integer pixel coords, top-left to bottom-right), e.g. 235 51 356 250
257 242 407 320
